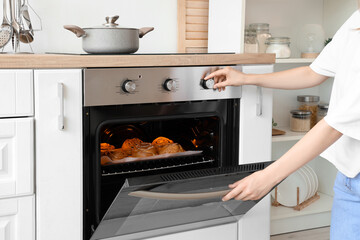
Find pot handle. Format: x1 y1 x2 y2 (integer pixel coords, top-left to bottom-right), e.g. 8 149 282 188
63 25 86 38
139 27 154 38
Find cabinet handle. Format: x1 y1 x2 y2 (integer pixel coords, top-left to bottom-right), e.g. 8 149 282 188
129 189 230 200
256 86 263 116
58 83 64 130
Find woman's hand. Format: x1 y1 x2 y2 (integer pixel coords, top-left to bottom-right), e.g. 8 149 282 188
203 66 246 92
222 169 277 201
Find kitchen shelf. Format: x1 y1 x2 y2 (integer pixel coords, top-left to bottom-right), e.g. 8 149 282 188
275 58 315 64
272 126 306 143
271 192 333 235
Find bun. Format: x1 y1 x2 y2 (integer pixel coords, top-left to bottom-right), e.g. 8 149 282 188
122 138 143 154
152 137 173 146
109 148 129 160
131 143 157 157
101 143 115 155
158 143 185 155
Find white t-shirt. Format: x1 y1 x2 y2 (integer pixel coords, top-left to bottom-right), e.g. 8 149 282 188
310 10 360 178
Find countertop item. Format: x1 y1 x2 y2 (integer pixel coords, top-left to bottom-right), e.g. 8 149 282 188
0 53 275 68
64 15 154 54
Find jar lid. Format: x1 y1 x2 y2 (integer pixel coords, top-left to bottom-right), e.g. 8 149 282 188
297 95 320 102
318 103 329 109
265 37 290 45
291 110 312 116
249 23 269 31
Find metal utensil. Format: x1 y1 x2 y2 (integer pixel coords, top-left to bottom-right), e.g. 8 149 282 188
0 0 13 48
10 0 20 51
19 0 33 43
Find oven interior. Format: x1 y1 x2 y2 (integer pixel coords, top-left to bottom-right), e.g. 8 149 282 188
83 99 240 239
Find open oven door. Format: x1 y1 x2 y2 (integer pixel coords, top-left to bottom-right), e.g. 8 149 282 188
91 161 273 240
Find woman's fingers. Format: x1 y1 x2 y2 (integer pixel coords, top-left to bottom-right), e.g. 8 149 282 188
204 68 228 80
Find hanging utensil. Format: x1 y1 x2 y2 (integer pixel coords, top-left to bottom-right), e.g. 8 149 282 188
19 0 33 43
10 0 20 51
0 0 13 48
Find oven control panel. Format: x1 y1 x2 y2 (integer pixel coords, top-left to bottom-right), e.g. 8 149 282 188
84 66 243 106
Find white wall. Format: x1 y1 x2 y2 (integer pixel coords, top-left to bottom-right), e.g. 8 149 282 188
2 0 178 53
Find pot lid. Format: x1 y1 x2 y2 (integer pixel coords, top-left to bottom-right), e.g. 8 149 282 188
88 15 138 30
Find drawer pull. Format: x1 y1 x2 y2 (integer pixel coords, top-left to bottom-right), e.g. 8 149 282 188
58 83 64 130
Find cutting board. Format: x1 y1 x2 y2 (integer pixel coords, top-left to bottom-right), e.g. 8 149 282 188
272 128 286 136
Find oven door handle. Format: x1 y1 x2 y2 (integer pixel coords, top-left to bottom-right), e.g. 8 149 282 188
128 189 231 200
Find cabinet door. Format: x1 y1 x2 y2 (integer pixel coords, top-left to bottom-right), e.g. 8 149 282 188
147 223 238 240
34 69 83 240
0 195 35 240
0 70 33 118
238 65 274 240
0 118 34 199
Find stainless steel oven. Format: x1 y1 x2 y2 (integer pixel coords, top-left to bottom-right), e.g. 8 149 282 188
83 66 272 240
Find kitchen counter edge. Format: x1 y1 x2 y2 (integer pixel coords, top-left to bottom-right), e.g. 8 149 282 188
0 53 275 69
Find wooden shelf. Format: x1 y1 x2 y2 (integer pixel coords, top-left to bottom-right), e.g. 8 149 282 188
271 192 333 235
275 58 315 64
272 126 306 143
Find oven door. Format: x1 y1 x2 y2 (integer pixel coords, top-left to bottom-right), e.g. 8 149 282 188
90 162 273 240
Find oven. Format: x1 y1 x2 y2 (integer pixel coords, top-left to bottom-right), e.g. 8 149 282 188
82 66 272 240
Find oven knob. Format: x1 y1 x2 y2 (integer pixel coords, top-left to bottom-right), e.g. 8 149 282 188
200 78 215 89
163 78 177 91
122 80 136 93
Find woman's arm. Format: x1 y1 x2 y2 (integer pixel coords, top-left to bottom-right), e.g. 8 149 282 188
222 119 342 201
204 66 328 90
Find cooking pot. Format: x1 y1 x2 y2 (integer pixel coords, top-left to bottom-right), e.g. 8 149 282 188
64 16 154 54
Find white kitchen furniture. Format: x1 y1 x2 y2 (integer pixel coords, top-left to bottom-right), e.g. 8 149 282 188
0 70 35 240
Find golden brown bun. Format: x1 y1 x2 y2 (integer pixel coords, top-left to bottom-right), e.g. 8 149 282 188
152 137 173 146
100 143 115 155
109 148 129 160
157 143 185 155
131 143 157 157
122 138 143 153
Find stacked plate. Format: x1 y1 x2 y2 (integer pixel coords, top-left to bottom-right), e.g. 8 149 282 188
271 165 318 207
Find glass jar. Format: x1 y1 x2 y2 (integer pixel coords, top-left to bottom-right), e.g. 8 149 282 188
297 95 320 128
317 103 329 122
244 28 259 53
249 23 271 53
265 37 291 58
290 110 311 132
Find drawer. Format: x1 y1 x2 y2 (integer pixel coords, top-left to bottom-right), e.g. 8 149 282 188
0 70 33 118
0 195 35 240
0 118 34 198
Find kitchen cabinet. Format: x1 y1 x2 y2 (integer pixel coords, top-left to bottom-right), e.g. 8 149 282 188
241 0 358 235
34 69 83 240
0 195 35 240
0 70 33 118
0 118 34 199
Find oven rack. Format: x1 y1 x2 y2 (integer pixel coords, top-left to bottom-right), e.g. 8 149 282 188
101 156 215 176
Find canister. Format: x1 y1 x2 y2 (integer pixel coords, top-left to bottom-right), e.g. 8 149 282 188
297 95 320 128
290 110 311 132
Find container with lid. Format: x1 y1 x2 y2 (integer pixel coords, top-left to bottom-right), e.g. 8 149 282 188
297 95 320 128
248 23 271 53
265 37 291 58
244 29 259 53
290 110 311 132
317 103 329 122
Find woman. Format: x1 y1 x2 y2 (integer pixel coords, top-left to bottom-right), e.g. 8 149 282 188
204 5 360 240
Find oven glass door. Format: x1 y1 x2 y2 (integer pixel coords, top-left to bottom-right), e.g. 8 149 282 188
91 162 272 240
